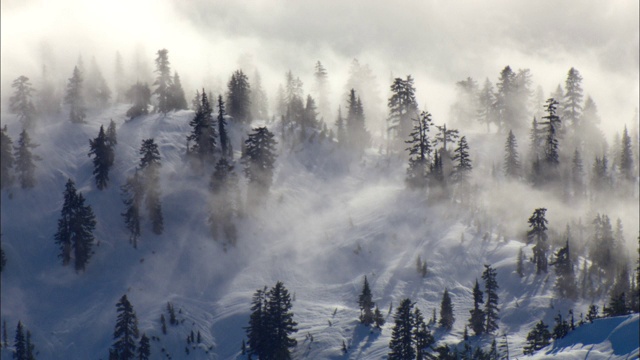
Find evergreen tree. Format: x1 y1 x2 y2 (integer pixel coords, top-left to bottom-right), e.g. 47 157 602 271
106 119 118 146
346 89 369 156
358 276 375 326
523 320 550 355
313 61 331 122
335 107 347 149
187 90 217 163
571 148 585 197
121 171 144 248
552 313 570 340
469 279 485 336
482 264 500 334
405 111 433 188
562 68 583 129
540 98 561 179
168 72 188 110
516 247 524 277
246 287 268 359
65 66 86 123
14 129 40 189
493 66 518 132
111 294 139 360
227 69 252 125
434 123 459 154
439 288 455 330
586 304 599 322
450 77 479 128
388 299 415 360
452 136 472 184
373 306 385 329
242 127 277 202
138 139 163 235
1 126 15 189
137 333 150 360
477 78 496 132
266 281 298 359
503 130 521 178
527 208 549 274
413 307 434 360
388 76 419 148
209 158 238 244
10 76 37 129
153 49 173 114
250 70 269 120
13 321 26 360
89 125 115 190
619 126 634 182
125 82 151 120
218 95 232 159
25 330 35 360
553 238 577 299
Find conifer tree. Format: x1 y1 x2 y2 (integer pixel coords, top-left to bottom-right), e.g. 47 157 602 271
121 171 144 247
137 333 150 360
1 126 15 189
468 279 485 336
358 276 375 326
111 294 139 360
10 76 37 129
527 208 549 274
346 89 369 156
413 307 434 360
335 107 347 149
540 98 561 179
169 72 188 111
65 66 86 123
373 306 385 329
227 69 252 125
388 299 415 360
571 149 584 197
516 247 524 277
246 287 267 358
388 76 419 147
242 127 277 202
218 95 232 159
14 129 40 189
405 111 433 188
450 77 479 128
89 125 115 190
619 126 634 182
106 119 117 146
562 68 583 128
209 158 238 244
493 66 518 132
434 123 459 154
138 139 163 235
439 288 455 330
153 49 173 114
451 136 472 184
477 78 496 132
552 313 570 340
482 264 500 334
125 82 151 120
25 330 35 360
503 130 520 178
251 70 269 120
523 321 550 355
55 180 77 265
187 91 217 163
553 238 577 299
14 321 26 360
313 61 331 122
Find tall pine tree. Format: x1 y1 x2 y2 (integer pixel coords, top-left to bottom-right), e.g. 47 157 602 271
528 208 549 274
111 294 139 360
88 125 115 190
482 264 500 334
1 126 15 189
14 129 40 189
10 76 37 129
65 66 86 123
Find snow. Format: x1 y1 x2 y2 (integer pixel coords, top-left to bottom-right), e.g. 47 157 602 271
1 107 638 359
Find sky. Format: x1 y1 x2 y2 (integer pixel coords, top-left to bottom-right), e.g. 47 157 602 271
1 0 638 133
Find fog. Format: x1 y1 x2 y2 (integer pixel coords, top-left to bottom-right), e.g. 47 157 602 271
2 0 638 135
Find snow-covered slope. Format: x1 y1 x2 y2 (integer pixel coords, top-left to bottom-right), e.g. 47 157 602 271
1 107 638 359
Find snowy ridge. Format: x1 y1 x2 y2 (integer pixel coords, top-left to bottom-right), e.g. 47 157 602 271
1 108 638 359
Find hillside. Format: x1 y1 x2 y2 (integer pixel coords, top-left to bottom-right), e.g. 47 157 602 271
1 107 638 359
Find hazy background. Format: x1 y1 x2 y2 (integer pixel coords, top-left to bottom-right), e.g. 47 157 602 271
2 0 639 134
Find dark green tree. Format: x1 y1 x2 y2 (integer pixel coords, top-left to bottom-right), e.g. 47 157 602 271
553 239 577 299
10 76 36 129
125 82 151 120
89 125 115 190
14 129 40 189
388 298 415 360
106 119 118 146
266 281 298 359
413 307 434 360
65 66 86 123
523 321 551 355
468 279 485 336
388 76 419 148
527 208 549 274
405 111 433 189
246 287 268 359
541 98 561 179
482 264 500 334
358 276 375 326
111 295 139 360
121 171 144 248
168 72 188 110
242 127 277 202
373 306 385 329
1 126 15 189
451 136 472 184
227 69 252 125
217 95 232 159
503 130 520 178
13 321 26 360
439 288 455 330
619 126 634 182
562 68 583 128
552 313 570 340
138 139 163 235
137 333 150 360
346 89 369 156
153 49 173 114
187 90 217 163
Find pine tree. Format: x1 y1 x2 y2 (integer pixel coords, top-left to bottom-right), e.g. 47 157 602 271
540 98 561 179
493 66 518 132
250 70 269 120
346 89 369 156
106 119 118 146
153 49 173 114
586 304 599 322
138 139 163 235
71 192 96 272
137 333 150 360
405 111 433 188
358 276 375 326
468 279 485 336
125 82 151 120
313 61 331 122
187 91 217 163
571 149 584 197
111 295 139 360
14 129 40 189
482 264 500 334
121 171 144 247
169 72 188 110
503 130 520 178
388 299 415 360
527 208 549 274
65 66 86 123
413 307 434 360
88 125 115 190
160 314 167 335
620 126 634 182
373 306 385 329
242 127 277 202
209 158 238 244
388 76 419 148
434 123 460 154
552 313 570 340
450 77 479 128
246 287 268 359
335 107 347 149
1 126 15 189
516 247 524 277
477 78 496 132
227 69 252 125
14 321 26 360
562 68 583 129
523 321 551 355
553 238 577 299
266 281 298 359
218 95 232 159
10 76 37 129
452 136 472 184
55 179 78 266
439 288 455 330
